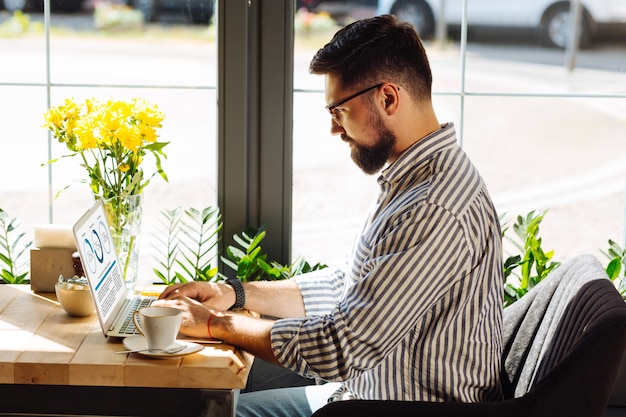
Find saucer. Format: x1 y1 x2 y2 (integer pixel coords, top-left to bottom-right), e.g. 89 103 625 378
122 336 204 359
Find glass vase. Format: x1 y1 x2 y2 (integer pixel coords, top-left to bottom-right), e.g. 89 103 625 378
101 194 143 296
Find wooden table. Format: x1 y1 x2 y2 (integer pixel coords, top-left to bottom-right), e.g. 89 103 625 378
0 284 252 417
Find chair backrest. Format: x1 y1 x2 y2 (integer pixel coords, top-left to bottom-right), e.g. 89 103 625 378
500 254 626 416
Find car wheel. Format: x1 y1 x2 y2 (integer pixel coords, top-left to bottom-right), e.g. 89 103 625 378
390 0 435 40
541 4 591 49
187 0 214 24
133 0 158 22
2 0 27 12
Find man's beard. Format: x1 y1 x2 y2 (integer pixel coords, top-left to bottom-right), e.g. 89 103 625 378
345 116 396 175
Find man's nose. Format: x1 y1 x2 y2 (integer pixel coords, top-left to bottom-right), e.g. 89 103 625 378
330 119 344 136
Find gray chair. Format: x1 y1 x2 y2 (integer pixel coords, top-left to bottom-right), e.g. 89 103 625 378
312 254 626 417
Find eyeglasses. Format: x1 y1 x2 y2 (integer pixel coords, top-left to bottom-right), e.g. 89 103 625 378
325 83 384 122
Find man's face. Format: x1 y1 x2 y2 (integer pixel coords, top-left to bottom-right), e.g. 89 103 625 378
325 75 397 174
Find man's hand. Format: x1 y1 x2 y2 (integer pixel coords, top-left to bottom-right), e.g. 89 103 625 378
152 296 215 338
158 281 236 311
153 295 280 365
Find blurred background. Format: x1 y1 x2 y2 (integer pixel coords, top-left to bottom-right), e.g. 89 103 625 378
1 0 625 288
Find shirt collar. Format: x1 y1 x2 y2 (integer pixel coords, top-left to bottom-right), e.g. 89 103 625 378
378 123 458 187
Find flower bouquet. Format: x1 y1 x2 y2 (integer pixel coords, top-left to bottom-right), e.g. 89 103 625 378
43 97 169 293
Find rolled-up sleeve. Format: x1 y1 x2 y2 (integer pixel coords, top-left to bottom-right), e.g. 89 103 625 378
292 265 346 316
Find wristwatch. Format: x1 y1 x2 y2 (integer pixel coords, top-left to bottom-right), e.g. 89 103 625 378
225 278 245 310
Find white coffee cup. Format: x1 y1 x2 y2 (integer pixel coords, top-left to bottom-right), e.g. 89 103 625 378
132 306 182 350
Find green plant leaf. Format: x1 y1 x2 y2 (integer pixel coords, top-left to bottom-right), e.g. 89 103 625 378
0 208 31 284
151 207 183 284
502 210 559 306
606 259 622 280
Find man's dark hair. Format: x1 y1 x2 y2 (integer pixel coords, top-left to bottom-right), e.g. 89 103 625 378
309 14 433 102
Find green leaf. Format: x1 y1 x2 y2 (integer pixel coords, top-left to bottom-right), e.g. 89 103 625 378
0 253 11 268
0 208 31 283
247 231 266 255
502 210 559 307
606 259 622 280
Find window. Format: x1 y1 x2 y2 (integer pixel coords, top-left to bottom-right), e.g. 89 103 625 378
291 3 626 269
0 4 218 287
1 2 624 285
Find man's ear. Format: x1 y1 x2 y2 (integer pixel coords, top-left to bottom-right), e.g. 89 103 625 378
382 84 400 115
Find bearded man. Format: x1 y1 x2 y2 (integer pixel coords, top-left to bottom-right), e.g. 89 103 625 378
155 14 504 417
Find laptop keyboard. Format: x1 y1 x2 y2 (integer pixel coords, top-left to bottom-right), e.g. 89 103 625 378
119 298 153 335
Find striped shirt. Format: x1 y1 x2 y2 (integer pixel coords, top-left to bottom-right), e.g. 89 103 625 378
271 123 503 403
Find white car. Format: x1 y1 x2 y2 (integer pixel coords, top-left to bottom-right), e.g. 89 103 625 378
377 0 626 48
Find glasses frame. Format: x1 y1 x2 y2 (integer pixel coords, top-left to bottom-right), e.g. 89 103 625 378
325 83 384 122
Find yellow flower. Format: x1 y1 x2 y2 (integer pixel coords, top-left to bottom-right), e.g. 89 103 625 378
73 121 98 150
137 107 164 129
85 98 98 114
140 124 158 143
42 97 169 201
117 124 142 153
42 106 64 130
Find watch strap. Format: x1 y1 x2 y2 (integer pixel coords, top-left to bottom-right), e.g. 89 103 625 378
225 278 245 310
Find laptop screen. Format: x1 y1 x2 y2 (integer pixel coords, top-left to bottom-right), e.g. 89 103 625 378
73 200 126 330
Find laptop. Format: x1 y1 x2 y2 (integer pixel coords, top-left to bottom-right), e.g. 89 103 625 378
72 199 155 338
